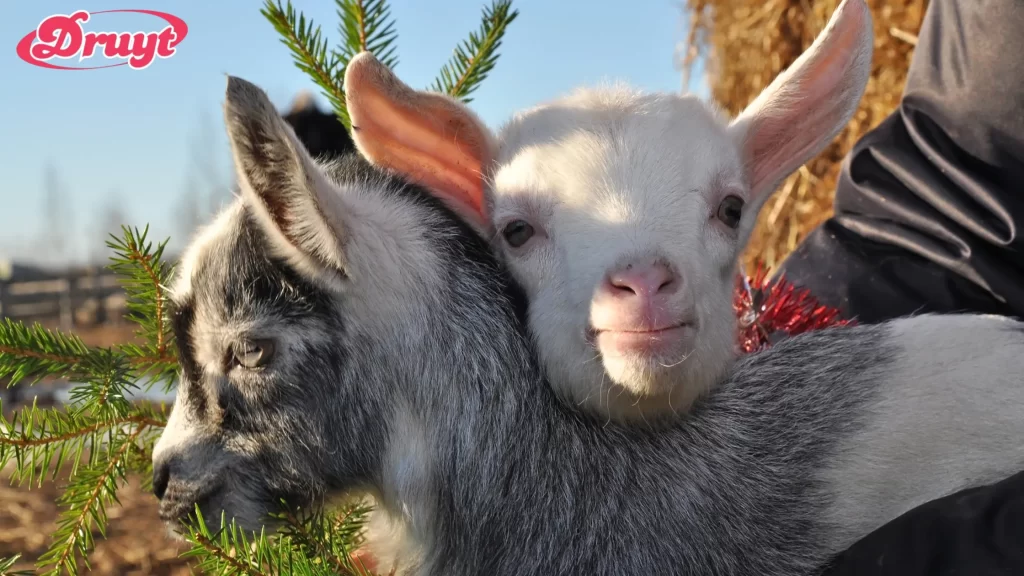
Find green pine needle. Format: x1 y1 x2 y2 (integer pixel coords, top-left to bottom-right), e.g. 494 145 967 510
179 507 336 576
0 320 94 387
264 0 518 133
0 226 176 575
0 399 161 489
262 0 350 128
270 500 374 576
35 427 146 576
106 226 179 392
335 0 400 71
0 554 34 576
431 0 519 102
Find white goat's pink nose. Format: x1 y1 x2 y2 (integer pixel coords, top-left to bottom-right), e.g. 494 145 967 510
591 260 686 335
605 262 678 298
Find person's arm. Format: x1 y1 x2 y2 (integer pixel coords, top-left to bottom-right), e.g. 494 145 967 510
776 0 1024 324
821 468 1024 576
781 0 1024 573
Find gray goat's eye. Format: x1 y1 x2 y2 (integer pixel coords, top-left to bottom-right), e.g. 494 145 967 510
232 339 276 369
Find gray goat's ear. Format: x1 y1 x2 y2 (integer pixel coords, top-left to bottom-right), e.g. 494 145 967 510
223 75 348 282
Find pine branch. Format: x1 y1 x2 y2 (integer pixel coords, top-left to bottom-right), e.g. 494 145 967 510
180 508 332 576
0 318 175 401
262 0 350 127
273 501 374 576
265 0 518 140
431 0 519 102
0 554 34 576
335 0 399 70
36 427 147 576
62 348 136 420
0 225 179 573
0 320 95 386
0 399 163 489
106 226 179 391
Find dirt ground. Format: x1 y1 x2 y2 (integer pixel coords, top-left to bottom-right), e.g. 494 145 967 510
1 322 195 575
0 464 193 575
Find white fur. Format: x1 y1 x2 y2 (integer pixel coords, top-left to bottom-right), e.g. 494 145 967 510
489 0 873 422
822 313 1024 548
492 88 741 421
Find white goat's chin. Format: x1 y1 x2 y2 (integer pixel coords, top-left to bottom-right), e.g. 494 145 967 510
596 326 695 397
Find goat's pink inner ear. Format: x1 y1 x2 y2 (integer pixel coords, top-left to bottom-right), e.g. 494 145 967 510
346 55 493 228
734 0 872 204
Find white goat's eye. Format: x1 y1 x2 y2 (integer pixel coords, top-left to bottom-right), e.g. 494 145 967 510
502 219 536 249
232 339 275 369
716 195 744 229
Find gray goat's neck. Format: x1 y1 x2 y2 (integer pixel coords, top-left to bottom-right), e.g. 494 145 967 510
374 318 890 575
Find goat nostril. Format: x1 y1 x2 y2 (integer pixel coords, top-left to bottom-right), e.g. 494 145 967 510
610 278 638 295
607 263 678 297
153 464 170 500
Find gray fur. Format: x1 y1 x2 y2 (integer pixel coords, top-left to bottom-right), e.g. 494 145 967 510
152 76 1024 576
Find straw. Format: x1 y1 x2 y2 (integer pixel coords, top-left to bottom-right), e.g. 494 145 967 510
683 0 928 272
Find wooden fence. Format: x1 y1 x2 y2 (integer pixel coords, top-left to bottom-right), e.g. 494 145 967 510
0 268 127 331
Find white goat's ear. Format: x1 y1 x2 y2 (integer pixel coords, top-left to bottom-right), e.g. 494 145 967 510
223 75 348 283
344 51 497 235
728 0 873 245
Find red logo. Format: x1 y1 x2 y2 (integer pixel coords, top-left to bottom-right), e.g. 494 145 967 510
16 9 188 70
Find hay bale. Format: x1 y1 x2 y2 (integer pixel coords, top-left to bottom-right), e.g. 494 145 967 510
683 0 928 272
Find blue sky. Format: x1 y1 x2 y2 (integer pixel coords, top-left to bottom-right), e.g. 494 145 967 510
2 0 705 266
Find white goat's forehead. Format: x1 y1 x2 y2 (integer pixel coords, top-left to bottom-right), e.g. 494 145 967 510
493 87 743 215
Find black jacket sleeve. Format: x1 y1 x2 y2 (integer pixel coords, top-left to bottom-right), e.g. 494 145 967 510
821 469 1024 576
777 0 1024 324
774 0 1024 573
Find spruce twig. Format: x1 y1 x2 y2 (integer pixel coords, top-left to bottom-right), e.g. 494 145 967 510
262 0 350 127
273 501 374 576
0 227 176 575
0 321 94 387
180 507 336 576
335 0 400 70
0 554 35 576
36 426 148 576
263 0 518 129
432 0 519 102
106 226 179 391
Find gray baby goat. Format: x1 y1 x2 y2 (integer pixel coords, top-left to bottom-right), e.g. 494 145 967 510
151 73 1024 576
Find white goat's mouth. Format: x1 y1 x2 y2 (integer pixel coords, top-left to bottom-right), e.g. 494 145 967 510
587 321 695 358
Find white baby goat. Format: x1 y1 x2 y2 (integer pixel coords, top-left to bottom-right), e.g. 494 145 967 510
348 0 874 423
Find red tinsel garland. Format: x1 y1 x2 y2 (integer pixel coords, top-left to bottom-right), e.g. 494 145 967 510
734 263 853 354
